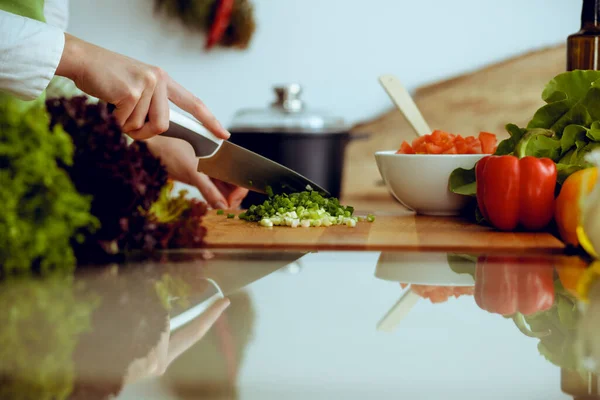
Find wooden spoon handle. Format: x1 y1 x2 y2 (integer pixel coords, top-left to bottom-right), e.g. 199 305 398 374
379 74 431 137
377 288 420 332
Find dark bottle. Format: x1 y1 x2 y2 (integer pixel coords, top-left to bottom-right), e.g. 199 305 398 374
562 368 600 399
568 0 600 70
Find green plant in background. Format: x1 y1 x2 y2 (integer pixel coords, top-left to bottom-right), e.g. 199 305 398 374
0 272 99 400
0 98 97 273
153 0 256 50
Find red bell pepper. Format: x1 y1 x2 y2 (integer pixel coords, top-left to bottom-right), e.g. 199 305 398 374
474 256 555 317
206 0 235 50
476 155 557 231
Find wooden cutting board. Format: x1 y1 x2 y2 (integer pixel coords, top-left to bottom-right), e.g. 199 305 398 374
201 46 567 255
202 211 565 254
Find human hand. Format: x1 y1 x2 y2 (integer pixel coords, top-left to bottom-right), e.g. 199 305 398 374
55 34 229 141
146 135 249 209
124 297 230 384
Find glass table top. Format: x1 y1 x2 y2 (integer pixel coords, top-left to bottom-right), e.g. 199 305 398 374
1 249 598 400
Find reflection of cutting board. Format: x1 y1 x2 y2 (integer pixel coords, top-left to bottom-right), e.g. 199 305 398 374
202 212 564 253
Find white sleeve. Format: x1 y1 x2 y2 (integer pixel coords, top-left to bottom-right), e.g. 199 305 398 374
44 0 69 31
0 10 65 101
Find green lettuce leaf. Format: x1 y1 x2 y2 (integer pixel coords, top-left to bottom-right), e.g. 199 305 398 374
527 100 572 130
447 254 477 278
557 163 586 185
561 124 588 155
449 166 476 197
516 128 560 159
541 70 600 104
587 120 600 141
496 124 526 155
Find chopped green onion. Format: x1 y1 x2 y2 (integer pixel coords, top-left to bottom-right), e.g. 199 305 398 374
367 214 376 222
240 189 358 228
260 219 273 227
227 213 235 219
216 209 225 215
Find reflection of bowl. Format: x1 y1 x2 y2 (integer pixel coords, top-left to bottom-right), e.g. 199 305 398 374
375 252 475 286
374 152 484 216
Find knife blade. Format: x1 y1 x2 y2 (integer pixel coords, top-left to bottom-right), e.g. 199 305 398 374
162 109 330 196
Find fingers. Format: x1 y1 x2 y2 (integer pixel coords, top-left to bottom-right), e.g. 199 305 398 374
121 86 153 133
211 179 249 209
127 80 170 140
112 91 138 128
166 77 231 140
228 186 249 209
191 173 229 209
110 65 226 141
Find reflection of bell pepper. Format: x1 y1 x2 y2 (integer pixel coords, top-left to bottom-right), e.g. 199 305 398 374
476 155 557 231
555 167 598 247
474 256 555 316
556 256 590 299
576 261 600 302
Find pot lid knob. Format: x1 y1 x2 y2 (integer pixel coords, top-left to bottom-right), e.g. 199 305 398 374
273 84 303 112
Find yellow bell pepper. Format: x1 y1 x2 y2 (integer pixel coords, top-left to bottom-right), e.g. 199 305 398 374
577 261 600 302
578 150 600 259
555 167 598 247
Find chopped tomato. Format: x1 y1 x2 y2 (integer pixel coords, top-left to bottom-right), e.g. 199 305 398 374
479 132 498 154
396 141 415 154
396 130 498 155
443 147 458 154
425 142 444 154
407 284 475 304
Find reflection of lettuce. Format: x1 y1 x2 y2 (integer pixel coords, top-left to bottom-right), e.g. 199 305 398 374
69 265 170 399
449 255 583 372
155 273 192 311
0 273 98 400
450 70 600 197
447 254 477 276
525 281 580 371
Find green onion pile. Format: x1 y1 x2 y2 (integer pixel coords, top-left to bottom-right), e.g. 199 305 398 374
236 188 366 228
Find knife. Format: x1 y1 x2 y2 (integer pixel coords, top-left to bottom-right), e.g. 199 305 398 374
161 109 330 196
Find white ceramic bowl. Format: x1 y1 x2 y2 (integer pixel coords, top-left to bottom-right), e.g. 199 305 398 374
374 151 485 216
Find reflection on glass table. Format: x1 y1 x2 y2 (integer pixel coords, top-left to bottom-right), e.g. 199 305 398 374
374 251 600 400
0 250 304 400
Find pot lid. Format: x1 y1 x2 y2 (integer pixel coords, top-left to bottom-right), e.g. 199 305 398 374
229 84 348 134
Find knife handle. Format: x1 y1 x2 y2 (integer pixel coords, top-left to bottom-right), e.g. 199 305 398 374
161 109 222 158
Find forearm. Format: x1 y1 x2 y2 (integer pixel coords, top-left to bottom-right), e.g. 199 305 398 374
55 33 85 85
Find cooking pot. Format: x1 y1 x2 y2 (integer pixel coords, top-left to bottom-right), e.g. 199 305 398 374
229 84 367 208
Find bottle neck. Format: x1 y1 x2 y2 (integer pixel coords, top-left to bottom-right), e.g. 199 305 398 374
582 0 600 30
